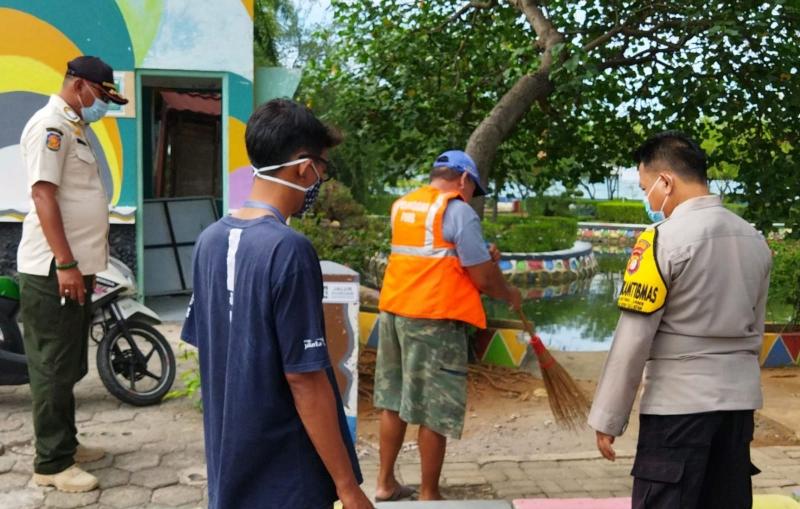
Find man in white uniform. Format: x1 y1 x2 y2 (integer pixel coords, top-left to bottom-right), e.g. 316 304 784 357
17 56 128 493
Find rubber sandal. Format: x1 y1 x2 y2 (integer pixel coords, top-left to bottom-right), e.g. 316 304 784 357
374 483 416 502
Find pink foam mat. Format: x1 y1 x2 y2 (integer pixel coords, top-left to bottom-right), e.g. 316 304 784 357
513 498 631 509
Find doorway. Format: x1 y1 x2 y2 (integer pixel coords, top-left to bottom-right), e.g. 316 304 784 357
138 73 227 298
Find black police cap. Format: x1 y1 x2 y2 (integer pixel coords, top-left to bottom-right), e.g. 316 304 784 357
66 56 128 105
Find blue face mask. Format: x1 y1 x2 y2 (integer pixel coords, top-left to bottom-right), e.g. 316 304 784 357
79 88 109 123
643 177 669 223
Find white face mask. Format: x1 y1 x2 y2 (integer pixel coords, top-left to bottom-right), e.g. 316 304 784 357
252 158 323 216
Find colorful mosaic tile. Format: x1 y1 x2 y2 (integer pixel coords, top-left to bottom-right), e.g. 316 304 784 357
359 312 380 348
359 311 799 370
761 332 800 367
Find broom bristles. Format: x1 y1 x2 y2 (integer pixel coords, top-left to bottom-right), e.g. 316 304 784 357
518 311 590 430
539 352 591 430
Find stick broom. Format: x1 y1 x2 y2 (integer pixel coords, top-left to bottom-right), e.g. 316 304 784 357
517 310 590 429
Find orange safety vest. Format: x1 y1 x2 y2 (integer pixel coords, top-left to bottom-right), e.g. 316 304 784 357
378 185 487 329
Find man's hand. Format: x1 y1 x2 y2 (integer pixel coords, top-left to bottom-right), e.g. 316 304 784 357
488 243 502 263
596 430 616 461
57 266 86 305
337 482 374 509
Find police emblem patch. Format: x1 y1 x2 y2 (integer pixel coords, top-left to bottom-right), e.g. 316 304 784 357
626 238 651 275
45 131 62 151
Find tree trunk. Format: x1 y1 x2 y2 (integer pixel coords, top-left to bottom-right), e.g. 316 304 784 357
466 70 554 216
464 0 565 217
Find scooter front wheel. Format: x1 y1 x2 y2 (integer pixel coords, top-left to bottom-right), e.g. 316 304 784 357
96 320 176 406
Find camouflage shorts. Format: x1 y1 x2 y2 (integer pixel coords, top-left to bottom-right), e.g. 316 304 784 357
373 311 468 439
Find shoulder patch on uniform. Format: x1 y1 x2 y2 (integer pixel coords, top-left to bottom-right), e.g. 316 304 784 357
45 131 62 151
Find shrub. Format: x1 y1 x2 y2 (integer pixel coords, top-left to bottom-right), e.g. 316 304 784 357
524 196 574 217
294 214 391 275
309 179 368 227
723 203 747 217
572 198 598 219
595 201 650 224
483 216 578 253
363 194 399 216
769 239 800 325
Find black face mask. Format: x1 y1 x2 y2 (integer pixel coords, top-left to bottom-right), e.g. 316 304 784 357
294 174 322 218
252 159 324 217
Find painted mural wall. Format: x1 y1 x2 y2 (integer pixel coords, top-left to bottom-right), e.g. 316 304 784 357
0 0 254 222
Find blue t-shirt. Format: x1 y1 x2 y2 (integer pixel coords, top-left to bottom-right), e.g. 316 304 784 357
442 199 491 267
181 215 362 509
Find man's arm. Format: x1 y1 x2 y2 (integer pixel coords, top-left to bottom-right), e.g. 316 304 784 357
286 371 373 508
466 261 521 310
31 181 86 304
442 201 521 310
588 308 664 457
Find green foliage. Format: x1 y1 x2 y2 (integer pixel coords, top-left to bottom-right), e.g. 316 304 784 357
293 180 391 273
309 179 368 227
302 0 799 230
165 347 202 411
769 240 800 325
294 215 391 275
482 216 577 253
723 203 747 217
523 196 574 217
254 0 297 66
595 201 650 224
363 194 399 216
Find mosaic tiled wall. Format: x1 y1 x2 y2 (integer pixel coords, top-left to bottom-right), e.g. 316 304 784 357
578 222 646 248
365 242 598 289
761 332 800 368
497 241 597 286
361 311 800 370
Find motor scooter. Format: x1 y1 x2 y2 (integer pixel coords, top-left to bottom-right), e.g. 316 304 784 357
0 257 176 406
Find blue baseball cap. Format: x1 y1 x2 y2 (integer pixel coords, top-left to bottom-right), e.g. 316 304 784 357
433 150 487 197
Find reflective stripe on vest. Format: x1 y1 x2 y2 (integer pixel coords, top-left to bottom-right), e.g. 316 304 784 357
390 246 458 257
379 186 487 329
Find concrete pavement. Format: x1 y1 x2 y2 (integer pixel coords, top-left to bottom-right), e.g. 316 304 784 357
2 323 800 508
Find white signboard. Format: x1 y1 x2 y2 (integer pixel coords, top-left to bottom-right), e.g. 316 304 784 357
322 282 359 304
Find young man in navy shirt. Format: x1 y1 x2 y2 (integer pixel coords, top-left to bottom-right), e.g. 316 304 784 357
182 99 372 509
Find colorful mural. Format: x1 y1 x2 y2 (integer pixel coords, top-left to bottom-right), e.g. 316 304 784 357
0 0 254 221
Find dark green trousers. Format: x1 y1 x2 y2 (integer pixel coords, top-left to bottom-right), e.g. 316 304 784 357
19 265 93 475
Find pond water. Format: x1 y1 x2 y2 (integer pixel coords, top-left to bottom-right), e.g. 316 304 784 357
484 251 627 351
484 251 792 352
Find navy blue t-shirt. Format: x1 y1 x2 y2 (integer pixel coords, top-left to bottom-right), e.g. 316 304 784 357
181 215 362 509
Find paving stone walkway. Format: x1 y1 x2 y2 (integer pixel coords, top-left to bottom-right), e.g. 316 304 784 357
2 324 800 508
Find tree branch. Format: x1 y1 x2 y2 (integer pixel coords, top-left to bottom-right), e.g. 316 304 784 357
508 0 565 69
433 0 497 31
582 24 625 52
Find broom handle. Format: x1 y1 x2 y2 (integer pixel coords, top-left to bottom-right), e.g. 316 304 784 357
517 310 549 358
517 310 536 336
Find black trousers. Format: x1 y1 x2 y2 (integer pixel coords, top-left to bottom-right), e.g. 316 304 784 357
631 411 760 509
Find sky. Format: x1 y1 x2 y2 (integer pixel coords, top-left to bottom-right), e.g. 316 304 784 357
299 0 331 28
